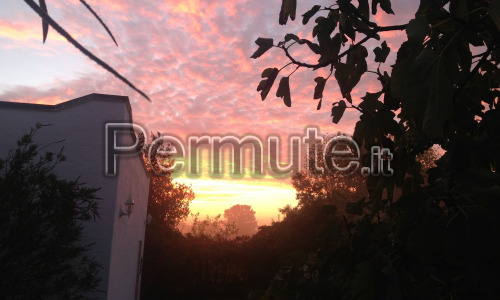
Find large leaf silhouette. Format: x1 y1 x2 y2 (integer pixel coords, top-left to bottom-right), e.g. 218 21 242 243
400 49 453 138
257 68 279 100
279 0 296 25
331 100 347 123
302 5 321 25
276 77 291 107
250 38 274 59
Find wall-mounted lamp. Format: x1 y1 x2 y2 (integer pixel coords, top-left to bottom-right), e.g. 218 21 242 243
119 198 135 218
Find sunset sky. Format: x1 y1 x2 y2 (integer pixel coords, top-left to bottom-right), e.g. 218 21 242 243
0 0 417 225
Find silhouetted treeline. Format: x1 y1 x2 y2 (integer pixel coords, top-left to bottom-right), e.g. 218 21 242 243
140 161 365 300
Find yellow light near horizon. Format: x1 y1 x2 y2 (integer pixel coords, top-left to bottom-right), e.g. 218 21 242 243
168 136 300 228
175 177 297 226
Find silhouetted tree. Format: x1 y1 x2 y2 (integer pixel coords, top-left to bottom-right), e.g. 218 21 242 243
224 204 258 236
142 133 195 230
0 125 101 300
140 133 195 299
293 133 368 213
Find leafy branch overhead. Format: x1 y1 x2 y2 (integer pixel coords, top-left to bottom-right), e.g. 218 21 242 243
251 0 499 132
25 0 150 101
251 0 406 116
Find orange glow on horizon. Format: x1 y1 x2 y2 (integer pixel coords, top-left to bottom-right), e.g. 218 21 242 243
175 177 297 227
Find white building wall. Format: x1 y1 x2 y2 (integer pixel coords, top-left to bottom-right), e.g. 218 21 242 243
107 152 149 300
0 94 149 300
106 100 150 300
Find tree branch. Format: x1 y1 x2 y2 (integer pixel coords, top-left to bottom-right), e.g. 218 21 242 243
282 24 407 69
23 0 151 101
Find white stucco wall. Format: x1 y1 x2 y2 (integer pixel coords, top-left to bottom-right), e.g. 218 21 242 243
0 94 149 300
107 151 149 300
106 102 149 300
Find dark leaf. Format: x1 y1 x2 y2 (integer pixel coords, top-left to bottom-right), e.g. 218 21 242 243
257 80 267 91
335 63 354 103
378 71 399 110
317 98 323 110
318 33 342 64
406 15 429 44
257 67 279 101
335 46 368 103
444 43 461 83
374 41 390 63
490 0 500 31
276 77 292 107
39 0 48 43
314 76 327 99
352 120 364 148
250 37 274 59
372 0 394 14
400 49 435 123
339 14 356 41
305 40 321 54
450 0 468 21
262 67 277 78
350 16 372 37
390 41 420 98
284 33 299 43
358 0 370 20
313 11 339 39
279 0 297 25
346 45 368 67
302 5 321 25
423 61 453 138
313 16 325 38
400 49 453 138
460 30 484 47
80 0 118 46
359 91 384 112
337 0 357 14
331 100 347 123
331 32 342 55
372 0 380 14
380 0 394 14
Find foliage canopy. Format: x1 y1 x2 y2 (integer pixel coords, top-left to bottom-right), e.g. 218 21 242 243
251 0 500 298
